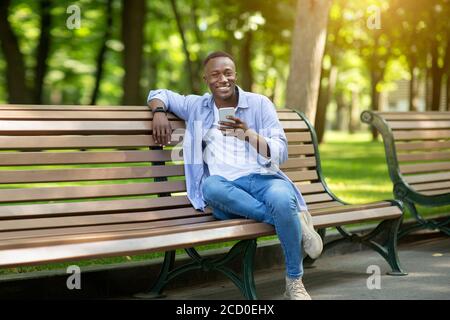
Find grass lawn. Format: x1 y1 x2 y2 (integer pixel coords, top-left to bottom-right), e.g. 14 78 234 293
1 130 448 275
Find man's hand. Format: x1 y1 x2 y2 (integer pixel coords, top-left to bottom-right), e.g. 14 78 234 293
152 112 172 146
219 116 249 140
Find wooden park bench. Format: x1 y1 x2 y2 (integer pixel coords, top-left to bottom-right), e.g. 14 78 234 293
361 111 450 237
0 105 406 300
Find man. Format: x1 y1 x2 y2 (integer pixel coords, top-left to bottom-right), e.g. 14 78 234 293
147 51 323 300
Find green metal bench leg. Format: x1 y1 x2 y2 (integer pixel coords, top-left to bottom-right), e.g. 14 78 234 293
134 239 259 300
399 201 450 238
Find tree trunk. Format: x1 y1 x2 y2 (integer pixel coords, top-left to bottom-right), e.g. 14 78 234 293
348 90 359 134
447 74 450 111
315 65 337 143
121 0 146 105
334 91 346 131
0 0 32 103
240 31 253 92
286 0 332 124
425 66 432 111
370 70 381 140
90 0 113 105
430 40 443 111
33 0 52 104
408 63 419 112
170 0 200 94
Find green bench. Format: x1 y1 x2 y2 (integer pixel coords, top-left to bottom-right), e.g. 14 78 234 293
0 105 406 300
361 111 450 237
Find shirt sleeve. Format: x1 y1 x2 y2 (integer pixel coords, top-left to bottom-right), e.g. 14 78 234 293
256 96 288 170
147 89 199 121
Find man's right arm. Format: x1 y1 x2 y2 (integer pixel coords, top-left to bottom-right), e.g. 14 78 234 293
147 89 196 146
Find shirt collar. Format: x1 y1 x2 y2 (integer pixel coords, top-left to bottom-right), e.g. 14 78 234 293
206 85 248 109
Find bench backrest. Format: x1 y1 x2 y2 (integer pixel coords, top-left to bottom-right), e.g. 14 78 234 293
361 111 450 196
0 106 338 234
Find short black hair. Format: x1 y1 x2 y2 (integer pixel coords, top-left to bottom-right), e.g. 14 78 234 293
203 51 235 67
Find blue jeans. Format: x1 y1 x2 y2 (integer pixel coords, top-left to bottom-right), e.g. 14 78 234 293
202 173 303 279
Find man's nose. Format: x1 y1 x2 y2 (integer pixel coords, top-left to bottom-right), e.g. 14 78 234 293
217 73 228 82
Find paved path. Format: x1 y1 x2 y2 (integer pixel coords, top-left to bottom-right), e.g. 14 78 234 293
161 236 450 300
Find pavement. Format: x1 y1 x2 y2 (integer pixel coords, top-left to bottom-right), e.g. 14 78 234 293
160 235 450 300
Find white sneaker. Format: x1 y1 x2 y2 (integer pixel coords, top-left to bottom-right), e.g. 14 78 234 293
299 211 323 259
284 277 312 300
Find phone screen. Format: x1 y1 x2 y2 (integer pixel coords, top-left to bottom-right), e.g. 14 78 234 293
218 107 235 123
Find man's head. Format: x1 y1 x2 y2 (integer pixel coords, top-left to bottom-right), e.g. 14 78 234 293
203 51 237 105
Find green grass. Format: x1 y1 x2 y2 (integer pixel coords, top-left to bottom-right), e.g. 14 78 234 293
1 131 448 275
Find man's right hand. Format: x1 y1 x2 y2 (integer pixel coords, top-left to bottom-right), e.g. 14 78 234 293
152 112 172 146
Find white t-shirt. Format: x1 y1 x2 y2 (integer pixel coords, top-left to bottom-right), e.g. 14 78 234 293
203 106 263 181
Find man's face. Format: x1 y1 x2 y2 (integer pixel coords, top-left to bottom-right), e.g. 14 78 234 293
203 57 237 102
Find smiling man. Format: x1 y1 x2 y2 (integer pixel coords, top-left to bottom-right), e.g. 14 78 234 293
147 51 322 300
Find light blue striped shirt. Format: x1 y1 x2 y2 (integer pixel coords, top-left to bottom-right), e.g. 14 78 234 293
147 86 307 212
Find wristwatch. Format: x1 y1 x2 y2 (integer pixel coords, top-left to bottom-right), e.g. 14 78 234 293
153 106 166 114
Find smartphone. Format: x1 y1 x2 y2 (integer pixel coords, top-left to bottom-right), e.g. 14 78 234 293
218 107 235 123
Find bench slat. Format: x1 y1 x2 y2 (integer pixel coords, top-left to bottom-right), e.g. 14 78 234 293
389 121 450 130
0 207 211 232
404 172 450 184
400 162 450 174
0 221 275 267
286 132 312 143
295 182 325 194
395 141 450 151
288 144 315 156
0 150 178 166
393 130 450 140
397 151 450 162
307 201 343 210
312 206 402 229
377 112 450 120
280 157 316 170
0 196 192 218
0 180 187 203
285 170 318 182
420 188 450 196
0 110 177 120
410 181 450 191
0 165 185 184
303 193 333 203
0 120 185 135
0 135 174 149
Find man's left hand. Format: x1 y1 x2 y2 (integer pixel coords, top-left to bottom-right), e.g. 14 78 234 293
219 116 251 140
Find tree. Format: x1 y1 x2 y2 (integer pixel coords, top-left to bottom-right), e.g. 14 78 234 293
286 0 332 124
122 0 146 105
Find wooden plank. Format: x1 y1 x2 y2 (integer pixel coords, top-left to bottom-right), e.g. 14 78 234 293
277 113 302 120
295 182 325 194
397 151 450 162
410 181 450 192
377 112 450 120
0 165 185 184
0 120 185 135
312 206 402 229
280 157 316 170
0 105 150 110
285 170 318 182
0 135 180 149
395 141 450 151
0 207 209 232
0 195 192 219
310 201 392 216
0 211 216 242
0 180 187 203
389 121 450 130
400 162 450 174
281 121 308 130
404 172 450 184
288 144 315 156
0 221 275 267
0 110 178 120
0 150 179 166
421 188 450 196
393 130 450 140
303 193 333 204
286 132 312 143
307 201 343 210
